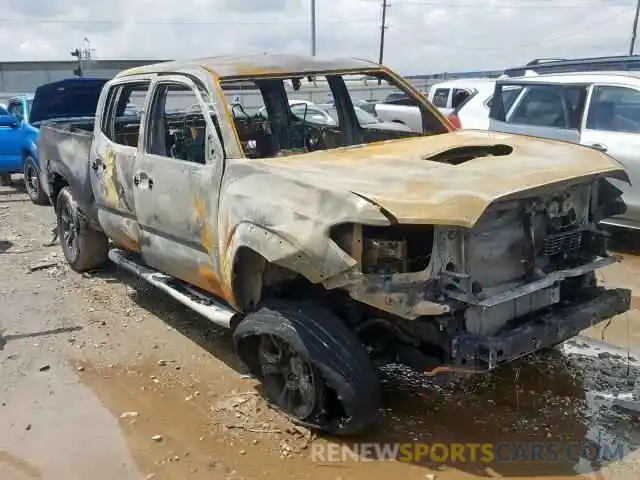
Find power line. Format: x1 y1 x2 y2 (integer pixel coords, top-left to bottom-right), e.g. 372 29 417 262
401 7 633 51
399 0 635 8
0 18 378 26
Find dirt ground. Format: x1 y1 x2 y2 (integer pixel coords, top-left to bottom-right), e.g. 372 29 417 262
2 181 640 480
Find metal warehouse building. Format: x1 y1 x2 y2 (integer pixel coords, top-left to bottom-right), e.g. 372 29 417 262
0 59 163 98
0 58 503 106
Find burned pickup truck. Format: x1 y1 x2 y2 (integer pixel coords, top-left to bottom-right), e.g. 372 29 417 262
40 55 631 435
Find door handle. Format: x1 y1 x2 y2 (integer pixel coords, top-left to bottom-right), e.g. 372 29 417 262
133 173 153 190
588 143 608 153
91 158 104 171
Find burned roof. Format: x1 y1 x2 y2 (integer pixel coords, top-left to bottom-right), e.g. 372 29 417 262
115 54 382 80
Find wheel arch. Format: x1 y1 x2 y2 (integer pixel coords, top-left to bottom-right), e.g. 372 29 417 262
223 222 357 313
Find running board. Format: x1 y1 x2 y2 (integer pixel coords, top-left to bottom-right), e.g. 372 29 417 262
108 248 236 329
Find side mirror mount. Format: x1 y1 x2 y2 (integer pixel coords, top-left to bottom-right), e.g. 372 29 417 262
0 115 18 128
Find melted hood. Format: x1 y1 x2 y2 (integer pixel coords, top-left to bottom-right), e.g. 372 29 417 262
249 130 628 228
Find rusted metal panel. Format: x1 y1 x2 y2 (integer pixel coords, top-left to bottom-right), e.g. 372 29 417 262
116 55 380 80
227 130 627 228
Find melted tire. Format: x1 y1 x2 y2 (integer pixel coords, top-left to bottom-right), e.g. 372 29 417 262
233 299 381 436
56 187 108 272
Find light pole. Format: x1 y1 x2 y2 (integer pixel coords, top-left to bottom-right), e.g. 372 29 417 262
311 0 317 56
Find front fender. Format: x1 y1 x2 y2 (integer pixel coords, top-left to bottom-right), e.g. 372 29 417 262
221 221 358 296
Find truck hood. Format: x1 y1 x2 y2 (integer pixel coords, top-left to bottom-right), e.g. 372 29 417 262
249 130 628 228
29 77 107 124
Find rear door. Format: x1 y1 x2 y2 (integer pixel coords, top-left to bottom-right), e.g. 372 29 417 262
132 74 228 297
489 82 587 143
90 76 152 251
580 84 640 227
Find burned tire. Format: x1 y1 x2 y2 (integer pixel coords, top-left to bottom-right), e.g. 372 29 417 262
56 187 108 272
23 156 48 205
233 299 381 436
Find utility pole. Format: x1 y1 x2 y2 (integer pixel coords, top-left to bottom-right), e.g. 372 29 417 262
311 0 317 56
377 0 389 84
378 0 388 65
630 0 640 55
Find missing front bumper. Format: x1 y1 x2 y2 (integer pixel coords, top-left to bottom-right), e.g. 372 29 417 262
451 287 631 370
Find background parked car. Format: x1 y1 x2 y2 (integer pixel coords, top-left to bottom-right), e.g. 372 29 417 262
259 100 412 134
426 78 490 116
317 103 412 133
488 71 640 230
0 94 35 190
444 79 496 130
0 77 108 204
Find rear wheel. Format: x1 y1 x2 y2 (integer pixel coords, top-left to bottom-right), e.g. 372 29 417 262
56 187 108 272
233 299 381 436
23 156 48 205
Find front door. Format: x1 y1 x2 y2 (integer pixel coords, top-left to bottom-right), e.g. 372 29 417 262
132 75 228 298
0 99 26 172
580 84 640 228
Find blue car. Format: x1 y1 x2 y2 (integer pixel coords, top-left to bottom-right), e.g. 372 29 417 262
0 77 108 204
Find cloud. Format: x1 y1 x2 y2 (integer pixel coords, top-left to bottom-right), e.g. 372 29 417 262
0 0 636 74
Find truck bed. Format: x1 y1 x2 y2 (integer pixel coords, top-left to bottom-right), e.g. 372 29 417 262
38 120 98 225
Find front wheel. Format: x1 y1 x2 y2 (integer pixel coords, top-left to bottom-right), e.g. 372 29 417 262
233 299 381 436
24 156 48 205
56 187 109 272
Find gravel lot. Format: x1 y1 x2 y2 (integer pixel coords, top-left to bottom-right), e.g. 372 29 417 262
2 180 640 480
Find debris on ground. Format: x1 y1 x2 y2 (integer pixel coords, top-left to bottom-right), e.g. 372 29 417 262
28 261 58 273
39 364 50 372
151 435 164 442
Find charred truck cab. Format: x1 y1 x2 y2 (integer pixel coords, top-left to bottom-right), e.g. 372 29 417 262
40 55 631 436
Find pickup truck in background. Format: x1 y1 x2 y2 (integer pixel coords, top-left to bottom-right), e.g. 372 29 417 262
373 81 488 131
0 78 107 204
373 92 424 132
40 55 630 436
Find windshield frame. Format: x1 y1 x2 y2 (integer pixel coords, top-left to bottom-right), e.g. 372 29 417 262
220 69 450 159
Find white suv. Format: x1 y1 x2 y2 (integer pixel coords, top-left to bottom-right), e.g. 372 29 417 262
488 71 640 230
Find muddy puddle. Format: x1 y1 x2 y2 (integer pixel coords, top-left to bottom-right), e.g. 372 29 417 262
4 338 640 480
3 214 640 479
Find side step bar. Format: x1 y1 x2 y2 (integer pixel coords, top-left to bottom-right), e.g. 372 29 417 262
108 248 237 329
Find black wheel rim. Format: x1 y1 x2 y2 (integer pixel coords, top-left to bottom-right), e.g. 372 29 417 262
59 200 79 259
25 163 39 197
258 334 319 420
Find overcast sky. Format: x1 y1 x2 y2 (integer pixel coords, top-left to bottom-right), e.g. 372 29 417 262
2 0 638 74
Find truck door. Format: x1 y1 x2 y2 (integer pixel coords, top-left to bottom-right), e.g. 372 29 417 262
0 99 26 172
580 84 640 228
90 77 152 251
132 75 228 298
